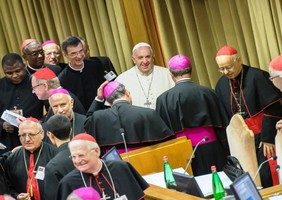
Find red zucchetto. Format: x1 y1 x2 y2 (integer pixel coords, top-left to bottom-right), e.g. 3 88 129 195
72 132 96 143
33 68 57 80
216 46 237 56
21 39 38 52
269 55 282 71
25 117 40 123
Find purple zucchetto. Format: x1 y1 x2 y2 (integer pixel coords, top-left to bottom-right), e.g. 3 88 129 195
168 54 191 70
50 88 70 96
42 40 58 47
69 187 101 200
103 81 120 98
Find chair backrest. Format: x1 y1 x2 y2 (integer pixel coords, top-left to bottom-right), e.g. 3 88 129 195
226 114 261 187
120 136 193 176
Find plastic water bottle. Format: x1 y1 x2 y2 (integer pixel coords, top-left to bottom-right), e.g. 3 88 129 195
163 156 176 187
211 165 225 200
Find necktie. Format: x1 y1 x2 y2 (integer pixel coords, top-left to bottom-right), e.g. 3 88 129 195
26 153 41 200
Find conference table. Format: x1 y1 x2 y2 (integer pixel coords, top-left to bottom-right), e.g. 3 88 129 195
144 184 282 199
260 185 282 199
144 184 204 200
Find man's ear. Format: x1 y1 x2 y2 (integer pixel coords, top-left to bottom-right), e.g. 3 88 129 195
132 56 136 64
22 53 27 60
125 89 130 97
47 131 54 139
168 71 176 81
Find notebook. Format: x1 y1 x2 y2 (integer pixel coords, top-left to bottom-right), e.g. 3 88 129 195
168 172 205 198
230 172 262 200
101 146 122 161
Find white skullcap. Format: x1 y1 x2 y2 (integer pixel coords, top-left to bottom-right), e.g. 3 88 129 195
132 42 151 54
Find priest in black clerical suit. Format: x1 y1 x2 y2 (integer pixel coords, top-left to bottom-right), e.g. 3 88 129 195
59 36 107 111
84 81 174 153
44 115 75 200
56 133 149 200
0 53 44 154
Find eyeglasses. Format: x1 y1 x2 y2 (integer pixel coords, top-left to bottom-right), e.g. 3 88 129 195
269 75 281 81
18 129 42 140
32 83 44 90
69 148 95 160
218 61 236 73
27 50 44 57
67 49 84 58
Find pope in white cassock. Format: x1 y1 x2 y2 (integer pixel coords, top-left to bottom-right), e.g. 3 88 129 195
115 42 174 109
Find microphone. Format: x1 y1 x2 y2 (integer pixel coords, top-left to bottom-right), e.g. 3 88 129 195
276 165 281 185
184 136 209 174
253 156 277 181
120 128 130 162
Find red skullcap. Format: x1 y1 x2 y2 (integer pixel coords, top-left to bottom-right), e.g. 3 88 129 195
33 68 57 80
103 81 120 98
73 187 101 200
25 117 40 123
216 46 237 56
72 133 96 143
270 55 282 71
21 39 38 52
50 88 70 96
168 54 191 70
42 40 57 47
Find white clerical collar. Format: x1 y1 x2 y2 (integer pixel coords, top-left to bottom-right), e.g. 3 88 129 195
27 64 42 72
135 66 153 76
68 62 85 73
92 159 103 176
175 78 192 84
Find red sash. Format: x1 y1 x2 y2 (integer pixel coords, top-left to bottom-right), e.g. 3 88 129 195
26 154 41 200
244 113 264 135
244 113 279 185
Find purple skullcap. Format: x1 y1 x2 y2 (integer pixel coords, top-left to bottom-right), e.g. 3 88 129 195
103 81 120 98
42 40 58 47
72 187 101 200
168 54 191 70
50 88 70 96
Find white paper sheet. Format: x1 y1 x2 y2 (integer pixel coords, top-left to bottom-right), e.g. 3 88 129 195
142 168 232 197
1 110 25 127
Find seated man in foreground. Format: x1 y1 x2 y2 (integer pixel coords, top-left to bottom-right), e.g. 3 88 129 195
56 133 149 199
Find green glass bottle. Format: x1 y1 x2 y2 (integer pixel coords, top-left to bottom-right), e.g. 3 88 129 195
211 165 225 200
163 156 176 188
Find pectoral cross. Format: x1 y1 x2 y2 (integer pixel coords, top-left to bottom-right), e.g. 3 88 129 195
101 191 111 200
144 99 151 107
